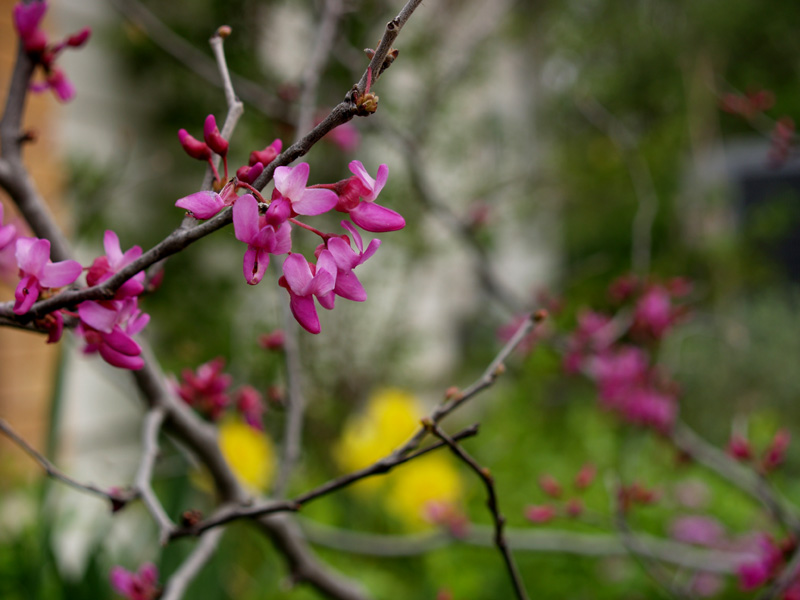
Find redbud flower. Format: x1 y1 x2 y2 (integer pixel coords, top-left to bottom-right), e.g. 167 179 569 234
669 515 724 546
727 435 753 461
249 139 282 166
13 237 82 315
30 68 75 102
109 563 159 600
233 194 292 285
574 463 597 490
174 357 232 421
323 221 380 302
279 251 337 334
236 385 266 430
86 230 144 299
258 329 285 351
525 504 557 524
13 1 48 54
177 128 212 161
538 474 562 498
77 298 149 370
235 162 263 185
632 284 675 339
762 429 790 473
176 180 239 220
273 163 338 216
203 114 228 156
343 161 405 232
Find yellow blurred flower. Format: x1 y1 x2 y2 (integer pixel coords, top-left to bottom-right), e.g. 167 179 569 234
218 420 276 493
334 388 464 529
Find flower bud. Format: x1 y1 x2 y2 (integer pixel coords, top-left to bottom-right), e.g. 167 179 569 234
203 114 229 156
178 129 212 160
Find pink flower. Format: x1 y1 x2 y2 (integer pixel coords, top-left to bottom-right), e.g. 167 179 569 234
203 114 228 157
249 139 282 167
13 237 82 315
175 181 239 220
273 163 338 216
173 357 232 421
177 128 212 160
110 562 159 600
77 298 149 370
236 385 266 430
30 67 74 102
334 161 405 232
323 221 380 302
232 193 292 285
525 505 557 524
279 251 337 334
13 1 48 53
632 285 674 339
86 230 144 298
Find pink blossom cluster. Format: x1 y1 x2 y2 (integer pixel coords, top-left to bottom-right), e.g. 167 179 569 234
737 534 799 595
171 356 267 429
562 276 691 432
110 563 159 600
727 429 791 474
524 463 596 525
7 224 151 370
12 1 90 102
175 115 405 333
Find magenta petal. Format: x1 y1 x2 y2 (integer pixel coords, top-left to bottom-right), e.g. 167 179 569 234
103 328 141 356
360 238 381 264
292 188 338 216
126 311 150 336
341 221 363 252
139 563 158 586
348 160 371 187
117 278 145 298
233 194 259 243
327 237 357 270
274 163 310 200
372 164 389 200
289 293 320 334
176 191 224 220
13 2 47 38
16 237 50 275
78 301 118 333
335 271 367 302
242 246 258 284
40 259 82 288
100 344 145 370
282 254 313 295
0 222 16 250
13 276 39 315
103 230 123 265
350 202 405 232
272 223 292 254
109 566 134 595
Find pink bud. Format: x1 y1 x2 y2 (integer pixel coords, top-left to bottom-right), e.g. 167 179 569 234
66 27 91 47
727 435 753 461
525 504 557 524
203 114 229 156
565 498 583 518
258 330 285 351
762 429 791 473
178 129 212 160
249 138 282 166
538 474 562 498
574 463 597 490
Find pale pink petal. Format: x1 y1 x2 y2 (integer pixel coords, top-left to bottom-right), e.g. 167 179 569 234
78 301 118 333
0 223 16 250
272 223 292 254
139 563 158 586
233 194 259 243
176 191 224 220
15 237 50 275
341 221 363 252
289 293 320 334
103 230 123 266
371 164 389 200
348 160 373 190
126 311 150 336
109 566 134 595
274 163 310 201
350 202 405 232
242 246 258 284
40 259 81 288
360 238 381 263
117 277 144 298
327 237 358 270
291 188 338 216
282 254 313 295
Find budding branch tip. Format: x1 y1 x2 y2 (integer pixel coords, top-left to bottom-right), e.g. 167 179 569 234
216 25 232 39
534 309 548 323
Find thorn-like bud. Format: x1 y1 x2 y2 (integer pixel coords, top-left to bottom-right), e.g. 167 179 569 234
181 509 203 528
534 309 548 323
216 25 232 38
444 386 461 401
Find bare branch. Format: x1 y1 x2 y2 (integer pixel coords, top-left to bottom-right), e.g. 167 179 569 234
428 423 529 600
161 528 225 600
134 406 175 545
0 418 133 506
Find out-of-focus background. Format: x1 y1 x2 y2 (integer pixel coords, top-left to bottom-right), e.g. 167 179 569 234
2 0 800 598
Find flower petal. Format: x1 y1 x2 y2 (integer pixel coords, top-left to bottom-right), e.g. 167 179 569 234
13 275 39 315
176 191 224 220
289 292 320 334
78 301 118 333
282 254 313 295
233 194 259 243
100 344 145 370
103 327 142 356
40 259 82 288
291 188 338 216
103 230 123 265
350 202 405 232
15 237 50 276
334 271 367 302
274 163 310 201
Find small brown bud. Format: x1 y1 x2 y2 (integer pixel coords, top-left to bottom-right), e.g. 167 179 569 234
444 386 461 401
216 25 232 38
181 509 203 528
534 309 548 323
355 92 379 116
493 363 506 376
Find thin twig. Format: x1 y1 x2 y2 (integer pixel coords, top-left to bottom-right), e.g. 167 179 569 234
134 406 175 545
0 418 133 506
428 424 529 600
160 528 225 600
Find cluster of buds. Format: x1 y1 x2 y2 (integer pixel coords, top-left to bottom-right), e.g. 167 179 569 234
737 534 798 593
719 87 775 120
172 356 267 429
12 1 90 102
524 463 597 525
176 115 405 333
727 428 791 475
769 116 795 167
